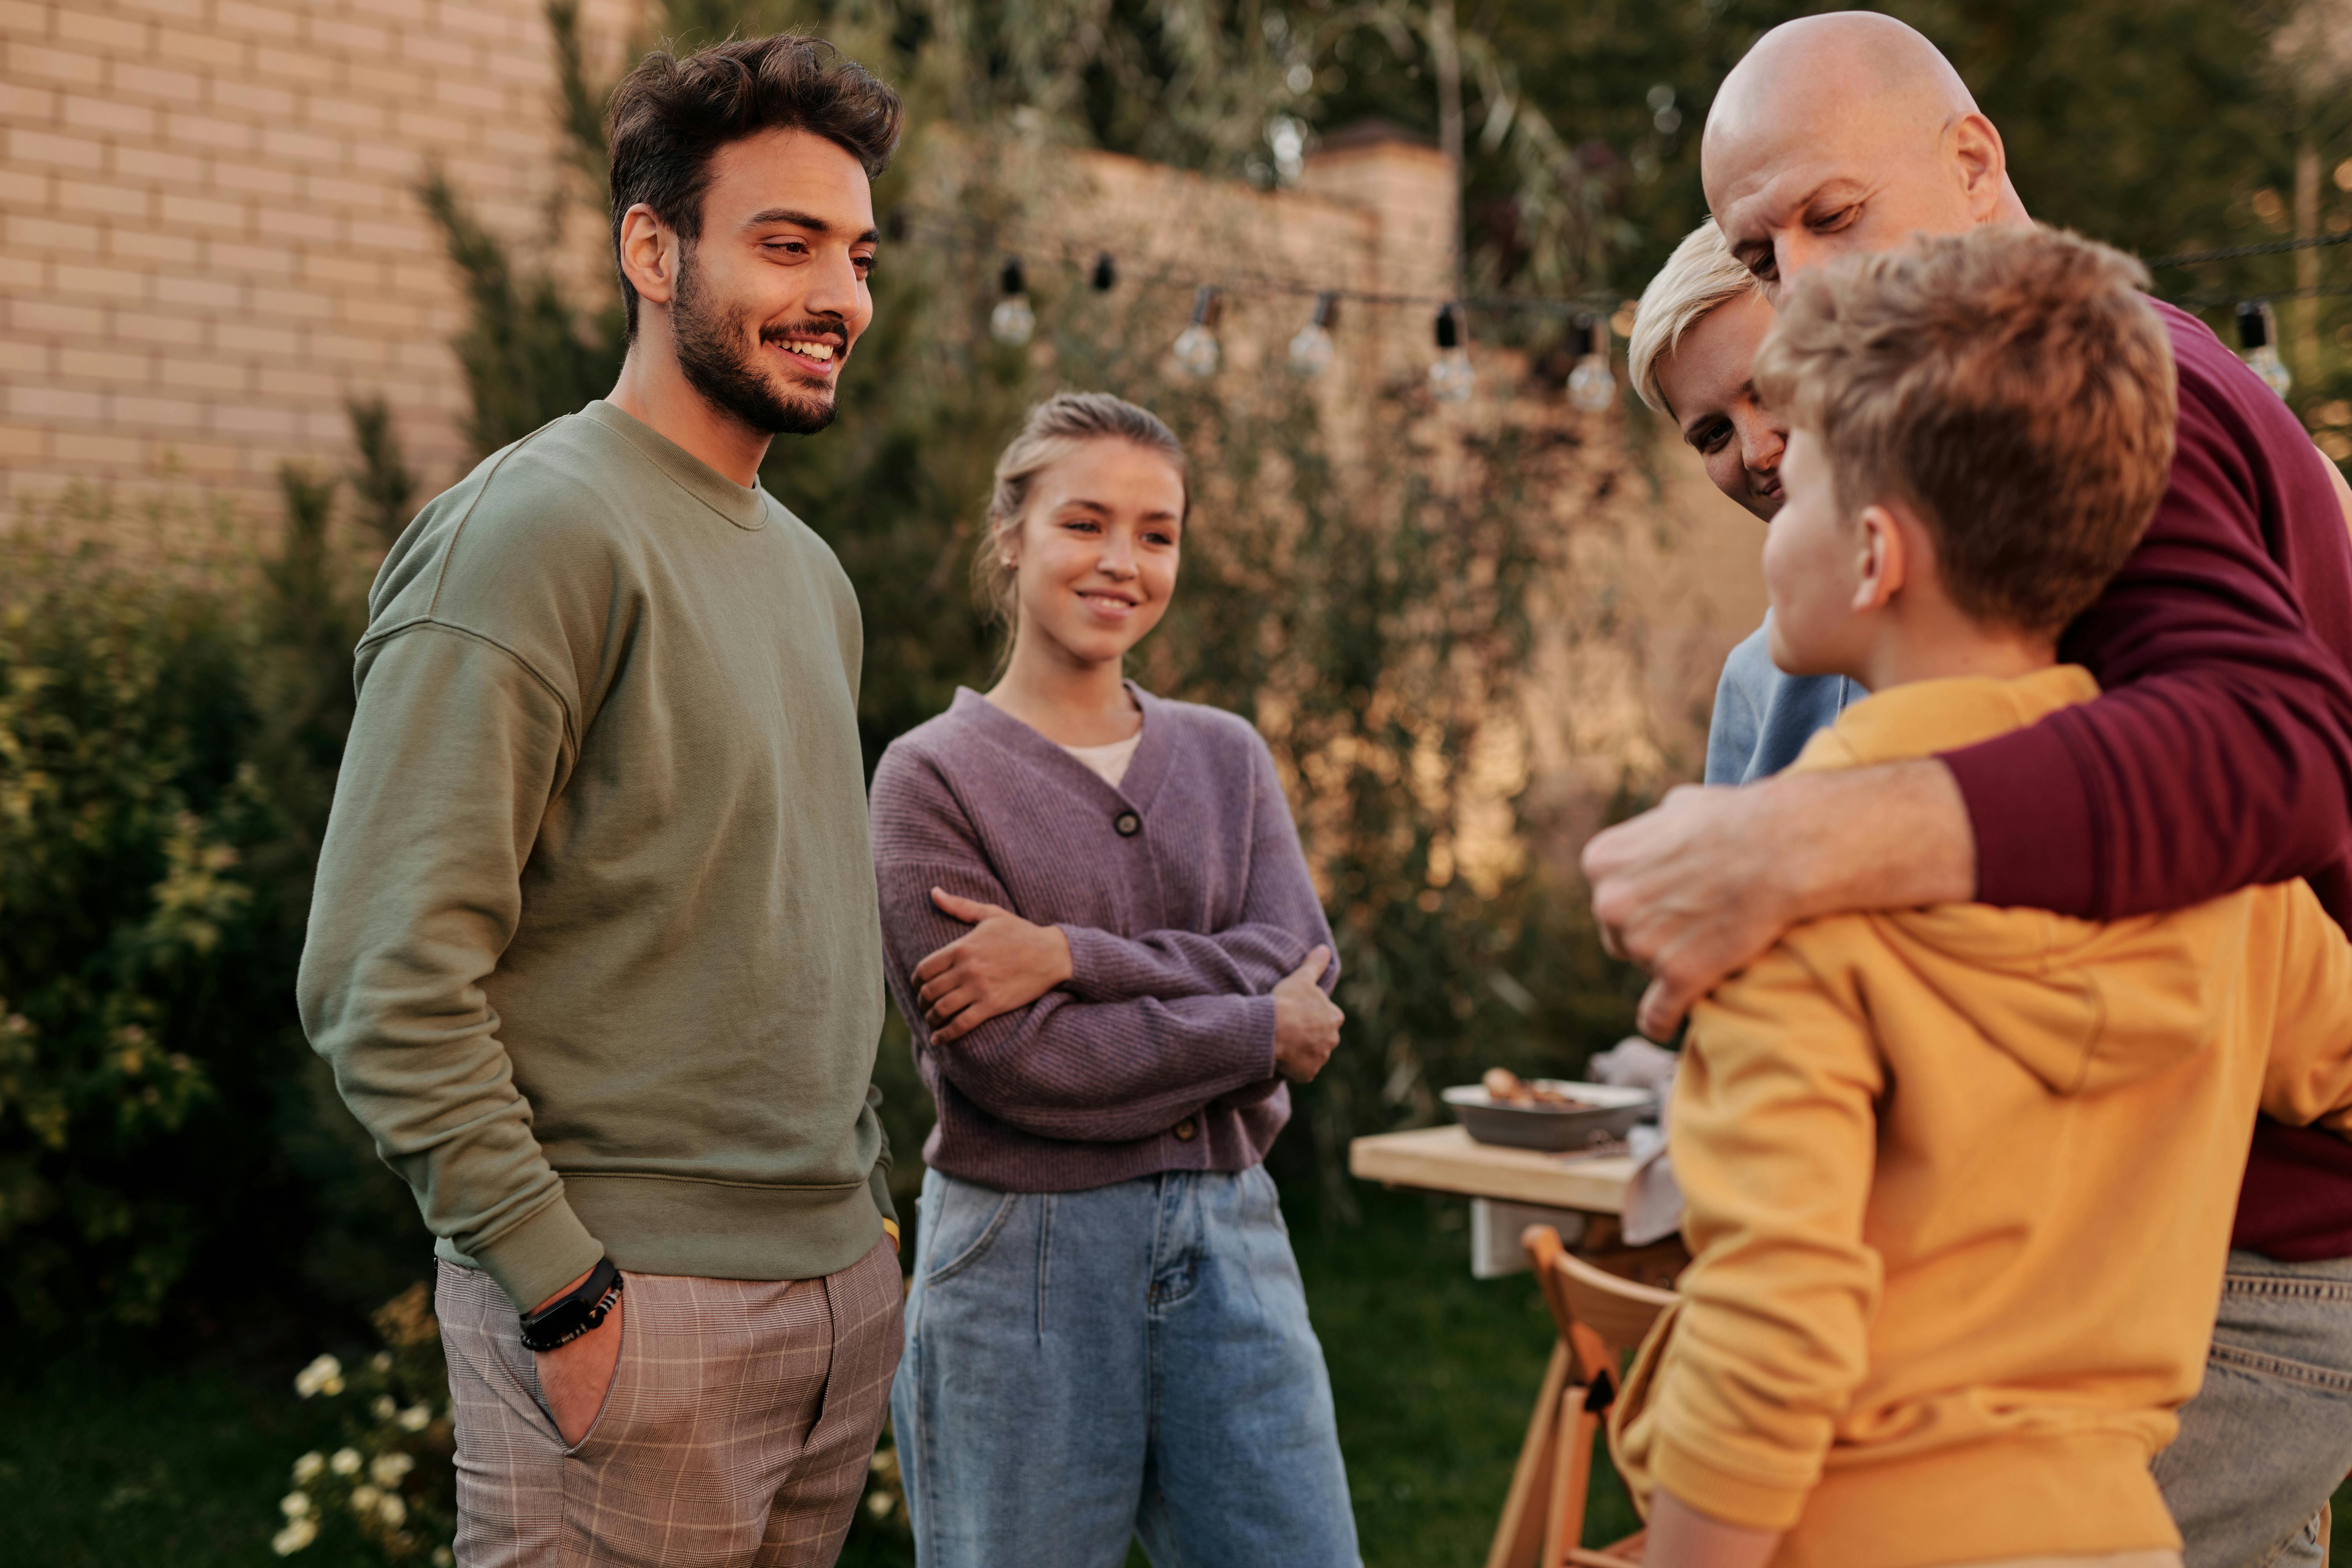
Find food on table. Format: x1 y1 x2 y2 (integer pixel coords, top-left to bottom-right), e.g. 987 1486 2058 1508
1480 1067 1596 1111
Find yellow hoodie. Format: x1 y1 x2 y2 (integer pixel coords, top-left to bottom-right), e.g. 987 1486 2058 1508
1609 666 2352 1568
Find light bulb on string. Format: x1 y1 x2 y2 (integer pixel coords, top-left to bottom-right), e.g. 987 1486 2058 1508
1567 313 1617 412
1091 252 1118 292
1172 286 1223 379
2238 299 2291 400
989 257 1034 347
1429 303 1474 404
1288 292 1338 377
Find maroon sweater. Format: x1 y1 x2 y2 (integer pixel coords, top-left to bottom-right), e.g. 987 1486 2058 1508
1942 300 2352 1259
868 686 1336 1192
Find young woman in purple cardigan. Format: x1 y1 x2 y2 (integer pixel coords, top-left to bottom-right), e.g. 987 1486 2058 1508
869 393 1360 1567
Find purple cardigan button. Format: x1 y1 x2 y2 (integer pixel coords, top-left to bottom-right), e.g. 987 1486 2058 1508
1174 1119 1198 1141
1114 811 1141 838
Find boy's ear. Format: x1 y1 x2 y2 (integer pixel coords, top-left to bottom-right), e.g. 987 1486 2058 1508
1851 503 1907 614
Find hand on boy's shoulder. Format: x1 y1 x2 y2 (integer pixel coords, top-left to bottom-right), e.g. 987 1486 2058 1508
1586 782 1798 1041
1587 764 1973 1040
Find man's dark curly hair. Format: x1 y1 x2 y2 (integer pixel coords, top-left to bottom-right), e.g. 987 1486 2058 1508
606 34 904 340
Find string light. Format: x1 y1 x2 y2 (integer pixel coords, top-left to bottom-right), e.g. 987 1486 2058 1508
1429 303 1474 403
989 257 1035 346
1567 313 1616 412
1172 286 1223 378
1288 292 1338 377
2236 299 2292 399
885 213 2334 416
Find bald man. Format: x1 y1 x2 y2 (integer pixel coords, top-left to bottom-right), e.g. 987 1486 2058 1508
1588 15 2352 1568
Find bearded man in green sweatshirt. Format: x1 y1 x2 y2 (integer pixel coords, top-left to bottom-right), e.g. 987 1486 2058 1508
298 36 907 1568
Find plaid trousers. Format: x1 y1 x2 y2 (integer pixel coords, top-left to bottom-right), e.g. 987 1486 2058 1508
435 1239 903 1568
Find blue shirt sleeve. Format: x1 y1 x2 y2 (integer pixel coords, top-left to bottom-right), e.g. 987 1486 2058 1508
1705 618 1861 785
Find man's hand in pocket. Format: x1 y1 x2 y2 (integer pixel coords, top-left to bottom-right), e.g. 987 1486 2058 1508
531 1271 624 1446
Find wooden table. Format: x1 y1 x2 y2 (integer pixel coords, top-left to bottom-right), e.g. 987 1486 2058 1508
1351 1125 1658 1568
1348 1124 1636 1214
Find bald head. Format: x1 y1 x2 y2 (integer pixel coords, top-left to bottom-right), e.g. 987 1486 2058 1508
1703 13 2028 292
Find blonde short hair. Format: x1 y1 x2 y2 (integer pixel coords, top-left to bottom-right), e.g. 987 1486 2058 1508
1628 220 1767 415
973 392 1190 628
1752 224 2176 636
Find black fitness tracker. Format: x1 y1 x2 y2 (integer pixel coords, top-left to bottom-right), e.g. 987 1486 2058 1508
518 1257 623 1352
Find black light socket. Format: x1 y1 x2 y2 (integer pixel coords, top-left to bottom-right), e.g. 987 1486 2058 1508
2237 300 2270 351
1436 303 1462 350
1000 257 1026 297
1091 252 1118 292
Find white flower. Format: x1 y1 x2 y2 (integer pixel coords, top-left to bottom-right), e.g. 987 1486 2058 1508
270 1518 318 1555
349 1483 381 1515
372 1395 398 1422
377 1493 407 1526
869 1450 891 1474
432 1550 454 1567
370 1350 393 1372
291 1452 324 1484
369 1451 414 1486
279 1491 312 1519
293 1355 343 1399
864 1490 894 1519
397 1404 432 1431
329 1447 361 1476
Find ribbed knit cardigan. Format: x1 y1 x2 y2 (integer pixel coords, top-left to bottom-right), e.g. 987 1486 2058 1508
868 684 1337 1192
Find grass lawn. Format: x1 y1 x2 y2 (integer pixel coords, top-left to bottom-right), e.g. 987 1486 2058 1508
3 1184 2343 1565
1294 1187 1641 1561
0 1338 379 1566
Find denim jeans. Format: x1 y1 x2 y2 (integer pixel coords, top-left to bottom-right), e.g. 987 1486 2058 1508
2152 1251 2352 1568
891 1165 1360 1568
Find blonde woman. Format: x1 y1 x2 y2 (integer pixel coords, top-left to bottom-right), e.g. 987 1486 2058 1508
868 393 1359 1568
1630 218 1859 784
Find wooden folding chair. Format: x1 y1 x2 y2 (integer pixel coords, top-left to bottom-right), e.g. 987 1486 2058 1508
1486 1225 1679 1568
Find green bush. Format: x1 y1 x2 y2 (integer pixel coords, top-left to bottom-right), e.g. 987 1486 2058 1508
0 474 428 1334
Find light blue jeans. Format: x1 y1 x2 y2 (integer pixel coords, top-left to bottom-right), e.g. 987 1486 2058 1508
2153 1252 2352 1568
891 1164 1360 1568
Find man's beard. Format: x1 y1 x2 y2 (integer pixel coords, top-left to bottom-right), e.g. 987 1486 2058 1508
671 250 840 438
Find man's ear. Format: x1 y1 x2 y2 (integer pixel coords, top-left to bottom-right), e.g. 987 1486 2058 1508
1851 503 1907 613
1949 113 2008 224
617 203 681 311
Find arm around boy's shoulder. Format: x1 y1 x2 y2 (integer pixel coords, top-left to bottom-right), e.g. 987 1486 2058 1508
1945 310 2352 925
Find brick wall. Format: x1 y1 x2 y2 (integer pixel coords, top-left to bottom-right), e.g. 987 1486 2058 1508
0 2 1475 539
0 0 635 527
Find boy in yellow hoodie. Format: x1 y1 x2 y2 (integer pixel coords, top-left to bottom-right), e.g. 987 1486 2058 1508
1608 224 2352 1568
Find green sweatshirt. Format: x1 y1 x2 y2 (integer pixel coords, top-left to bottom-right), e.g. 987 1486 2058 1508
298 400 893 1314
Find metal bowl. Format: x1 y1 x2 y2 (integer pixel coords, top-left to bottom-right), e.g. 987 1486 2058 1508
1441 1080 1657 1152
